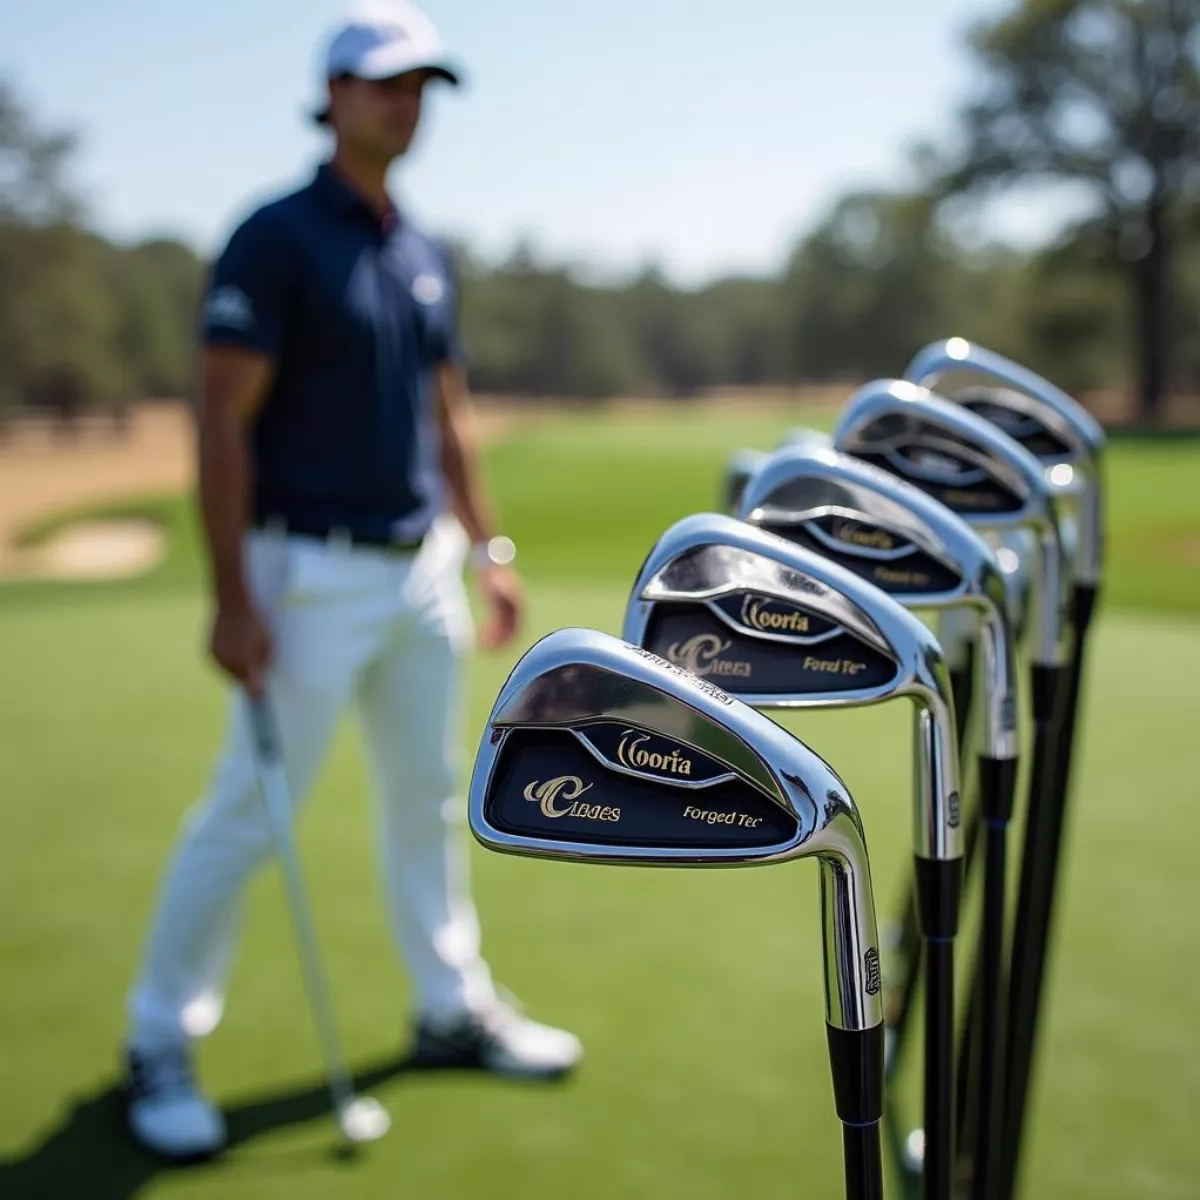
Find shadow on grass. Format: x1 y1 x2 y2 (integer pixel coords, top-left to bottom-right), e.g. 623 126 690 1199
0 1051 422 1199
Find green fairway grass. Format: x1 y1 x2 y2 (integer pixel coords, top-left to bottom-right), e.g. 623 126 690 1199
1 405 1199 1199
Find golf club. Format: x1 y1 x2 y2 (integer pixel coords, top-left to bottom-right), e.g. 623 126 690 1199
468 627 886 1200
834 380 1074 1196
736 445 1021 1200
621 514 962 1200
248 695 391 1146
905 341 1106 1200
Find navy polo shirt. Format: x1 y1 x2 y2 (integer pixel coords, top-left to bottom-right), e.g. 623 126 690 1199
202 164 462 543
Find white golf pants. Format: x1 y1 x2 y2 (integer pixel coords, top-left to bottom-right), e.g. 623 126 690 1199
127 517 494 1047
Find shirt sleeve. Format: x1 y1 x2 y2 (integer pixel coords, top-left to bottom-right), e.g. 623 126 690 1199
431 240 466 366
201 210 295 356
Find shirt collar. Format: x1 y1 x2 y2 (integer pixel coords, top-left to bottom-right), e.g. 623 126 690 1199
312 163 402 235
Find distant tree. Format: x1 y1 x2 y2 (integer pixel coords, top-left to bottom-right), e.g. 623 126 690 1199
943 0 1200 419
625 268 722 397
0 79 81 225
104 239 204 400
781 190 964 380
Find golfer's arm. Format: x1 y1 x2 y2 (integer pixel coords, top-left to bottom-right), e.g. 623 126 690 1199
197 346 273 607
436 362 498 546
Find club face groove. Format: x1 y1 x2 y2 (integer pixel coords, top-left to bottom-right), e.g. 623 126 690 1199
467 628 884 1032
905 339 1105 587
621 514 962 863
833 379 1072 667
737 445 1018 761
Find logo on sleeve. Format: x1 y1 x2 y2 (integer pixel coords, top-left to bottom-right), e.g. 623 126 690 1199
412 273 445 305
205 285 254 330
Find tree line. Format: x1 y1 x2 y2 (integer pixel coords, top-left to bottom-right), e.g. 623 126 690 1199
2 0 1198 426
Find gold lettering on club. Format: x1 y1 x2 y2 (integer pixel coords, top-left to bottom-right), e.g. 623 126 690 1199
874 565 931 587
831 520 897 551
942 489 1002 510
666 633 753 678
682 805 763 829
522 777 621 823
616 730 693 776
740 594 811 634
802 656 867 677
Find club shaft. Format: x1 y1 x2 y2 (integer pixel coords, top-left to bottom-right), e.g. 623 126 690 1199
924 936 955 1200
884 661 976 1074
1000 615 1092 1200
842 1122 886 1200
250 699 358 1118
970 822 1008 1200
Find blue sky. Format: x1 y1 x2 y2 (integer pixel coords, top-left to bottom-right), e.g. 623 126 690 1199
5 0 1063 282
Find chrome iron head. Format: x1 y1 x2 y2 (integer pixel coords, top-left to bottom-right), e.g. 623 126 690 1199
737 444 1019 761
834 380 1074 668
468 626 884 1033
621 513 962 863
905 338 1105 589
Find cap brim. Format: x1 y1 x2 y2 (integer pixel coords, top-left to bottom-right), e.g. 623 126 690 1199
312 61 461 125
355 38 461 85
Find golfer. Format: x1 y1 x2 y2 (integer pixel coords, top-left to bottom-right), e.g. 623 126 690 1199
123 3 581 1160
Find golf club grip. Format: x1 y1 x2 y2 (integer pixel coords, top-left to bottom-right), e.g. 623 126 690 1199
1000 643 1088 1200
924 937 955 1200
841 1122 885 1200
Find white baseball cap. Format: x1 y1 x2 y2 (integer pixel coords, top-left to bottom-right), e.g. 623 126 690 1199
314 2 461 124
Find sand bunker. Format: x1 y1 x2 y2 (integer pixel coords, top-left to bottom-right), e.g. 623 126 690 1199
15 519 166 581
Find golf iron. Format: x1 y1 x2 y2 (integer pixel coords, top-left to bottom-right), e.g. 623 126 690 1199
904 341 1106 1200
468 628 887 1200
622 514 962 1200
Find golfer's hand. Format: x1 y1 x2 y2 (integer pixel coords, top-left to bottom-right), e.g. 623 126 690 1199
210 598 272 698
477 564 524 651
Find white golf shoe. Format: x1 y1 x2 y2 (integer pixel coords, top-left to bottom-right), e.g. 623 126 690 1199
125 1043 226 1160
412 993 582 1079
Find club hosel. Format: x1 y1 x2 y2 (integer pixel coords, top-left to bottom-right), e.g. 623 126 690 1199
826 1022 886 1127
1033 525 1071 670
914 854 963 942
910 685 962 862
817 824 886 1034
1076 471 1105 589
975 593 1020 763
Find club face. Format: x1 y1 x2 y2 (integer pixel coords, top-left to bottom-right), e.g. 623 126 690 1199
468 628 885 1031
621 514 961 861
906 339 1105 587
833 380 1070 667
737 446 1018 761
738 445 999 607
472 627 827 864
